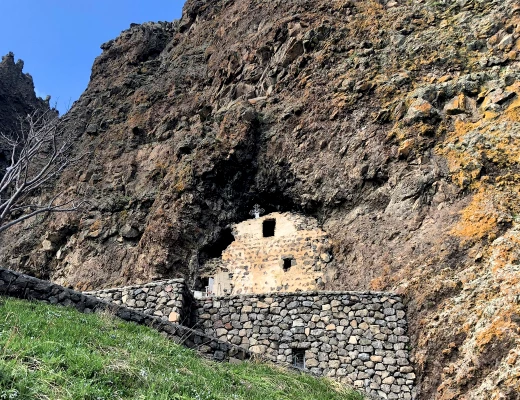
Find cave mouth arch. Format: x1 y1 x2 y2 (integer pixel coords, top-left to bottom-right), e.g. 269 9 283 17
201 227 235 260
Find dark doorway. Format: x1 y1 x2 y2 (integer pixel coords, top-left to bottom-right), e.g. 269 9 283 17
263 219 276 237
292 349 306 369
283 258 293 272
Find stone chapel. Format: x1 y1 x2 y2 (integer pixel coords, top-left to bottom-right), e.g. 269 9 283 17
202 211 336 296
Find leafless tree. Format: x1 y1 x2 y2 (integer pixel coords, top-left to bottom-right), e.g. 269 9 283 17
0 109 85 233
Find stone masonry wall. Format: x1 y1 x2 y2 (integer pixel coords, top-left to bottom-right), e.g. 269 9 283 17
197 291 415 400
85 279 195 326
86 276 416 399
0 266 416 398
208 212 336 296
0 268 251 363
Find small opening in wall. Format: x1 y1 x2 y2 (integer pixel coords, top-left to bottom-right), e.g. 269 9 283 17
263 219 276 237
292 349 306 370
283 258 293 272
200 277 209 287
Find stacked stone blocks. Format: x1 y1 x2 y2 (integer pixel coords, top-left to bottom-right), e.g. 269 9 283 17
209 212 335 295
85 279 195 326
0 266 416 399
0 268 249 362
197 292 415 400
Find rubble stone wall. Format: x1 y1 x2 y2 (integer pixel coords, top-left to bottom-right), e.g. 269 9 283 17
197 291 415 400
0 267 415 399
0 268 250 363
85 279 195 326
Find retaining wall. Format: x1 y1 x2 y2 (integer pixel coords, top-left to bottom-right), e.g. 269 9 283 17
197 292 415 400
85 279 195 326
0 267 416 399
0 268 250 363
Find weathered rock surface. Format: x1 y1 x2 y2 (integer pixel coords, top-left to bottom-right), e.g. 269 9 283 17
0 52 55 170
1 0 520 398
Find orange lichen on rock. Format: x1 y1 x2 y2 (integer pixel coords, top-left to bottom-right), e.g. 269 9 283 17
452 182 520 243
475 308 520 348
89 219 103 232
489 234 520 273
437 118 483 187
439 88 520 185
504 95 520 122
450 186 501 241
349 0 384 35
369 275 386 291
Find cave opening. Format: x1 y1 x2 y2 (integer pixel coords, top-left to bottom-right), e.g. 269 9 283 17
201 227 235 259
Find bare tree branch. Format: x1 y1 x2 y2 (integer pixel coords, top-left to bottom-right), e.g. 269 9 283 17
0 109 85 233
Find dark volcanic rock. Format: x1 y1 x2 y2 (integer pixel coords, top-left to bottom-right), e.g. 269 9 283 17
2 1 520 398
0 52 54 170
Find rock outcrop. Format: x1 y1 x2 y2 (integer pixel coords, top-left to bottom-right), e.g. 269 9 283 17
0 52 54 170
1 0 520 398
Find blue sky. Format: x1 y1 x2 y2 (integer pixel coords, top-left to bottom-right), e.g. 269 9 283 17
0 1 186 114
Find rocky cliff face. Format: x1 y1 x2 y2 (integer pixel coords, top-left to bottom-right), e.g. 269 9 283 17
1 0 520 398
0 52 53 170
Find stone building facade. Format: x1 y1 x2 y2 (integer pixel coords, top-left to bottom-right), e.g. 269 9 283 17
86 279 416 399
4 210 416 399
204 212 336 296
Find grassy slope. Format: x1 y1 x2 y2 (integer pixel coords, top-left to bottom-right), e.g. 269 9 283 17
0 297 364 400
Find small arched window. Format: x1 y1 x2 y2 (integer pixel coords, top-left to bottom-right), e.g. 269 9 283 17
282 257 294 272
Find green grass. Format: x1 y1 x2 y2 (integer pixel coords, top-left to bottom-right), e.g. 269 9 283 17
0 297 364 400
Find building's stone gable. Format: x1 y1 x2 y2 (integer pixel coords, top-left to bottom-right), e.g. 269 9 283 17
206 212 336 295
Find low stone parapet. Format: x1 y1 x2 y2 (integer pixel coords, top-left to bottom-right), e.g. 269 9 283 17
0 268 250 363
0 267 416 399
85 279 195 326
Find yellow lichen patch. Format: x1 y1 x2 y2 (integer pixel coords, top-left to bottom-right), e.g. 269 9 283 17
438 75 453 83
489 234 520 274
370 264 399 291
349 1 384 36
475 308 520 348
89 219 103 232
172 165 192 193
162 162 192 195
414 100 433 114
438 93 520 187
504 96 520 122
397 138 415 158
450 186 501 241
437 118 483 187
506 350 519 366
